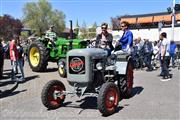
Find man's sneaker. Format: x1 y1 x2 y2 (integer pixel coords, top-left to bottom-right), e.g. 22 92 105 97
19 77 25 82
160 78 171 81
161 76 171 81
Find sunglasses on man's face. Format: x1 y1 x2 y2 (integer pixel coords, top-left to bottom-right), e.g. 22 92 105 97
101 27 107 30
121 25 126 28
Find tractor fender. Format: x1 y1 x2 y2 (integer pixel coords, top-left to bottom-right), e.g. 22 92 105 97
115 61 128 75
115 55 131 75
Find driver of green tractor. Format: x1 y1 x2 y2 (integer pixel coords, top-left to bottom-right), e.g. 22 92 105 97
45 25 57 50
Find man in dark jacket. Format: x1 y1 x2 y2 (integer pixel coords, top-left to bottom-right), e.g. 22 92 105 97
95 23 114 56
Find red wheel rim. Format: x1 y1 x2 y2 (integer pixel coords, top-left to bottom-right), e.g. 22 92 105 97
47 85 65 106
105 88 119 111
127 64 134 92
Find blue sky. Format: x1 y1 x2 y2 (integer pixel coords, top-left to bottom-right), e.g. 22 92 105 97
0 0 180 27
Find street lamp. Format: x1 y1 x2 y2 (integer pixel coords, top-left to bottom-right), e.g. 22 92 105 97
167 0 180 41
171 0 176 41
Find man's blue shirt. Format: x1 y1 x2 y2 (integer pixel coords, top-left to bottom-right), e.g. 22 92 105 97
169 43 177 54
119 30 133 49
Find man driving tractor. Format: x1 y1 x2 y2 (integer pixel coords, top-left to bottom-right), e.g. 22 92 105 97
95 23 114 56
45 25 57 50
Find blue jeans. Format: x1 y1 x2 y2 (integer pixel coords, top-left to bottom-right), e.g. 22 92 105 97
144 53 153 70
18 58 25 79
11 60 18 79
170 53 175 66
104 48 111 56
11 59 25 79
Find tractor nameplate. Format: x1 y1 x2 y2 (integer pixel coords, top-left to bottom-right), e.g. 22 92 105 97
69 56 85 74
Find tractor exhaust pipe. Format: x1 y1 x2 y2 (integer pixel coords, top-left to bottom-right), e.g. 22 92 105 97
69 20 73 50
69 20 73 39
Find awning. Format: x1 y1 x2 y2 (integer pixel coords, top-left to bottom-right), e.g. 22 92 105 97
153 15 171 22
120 18 137 24
137 16 153 23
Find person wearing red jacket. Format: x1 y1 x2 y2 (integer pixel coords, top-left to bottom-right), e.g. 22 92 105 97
9 35 19 81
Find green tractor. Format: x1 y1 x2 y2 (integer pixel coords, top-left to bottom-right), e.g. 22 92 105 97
28 37 87 77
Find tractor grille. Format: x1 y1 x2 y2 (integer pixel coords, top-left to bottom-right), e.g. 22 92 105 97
69 56 85 74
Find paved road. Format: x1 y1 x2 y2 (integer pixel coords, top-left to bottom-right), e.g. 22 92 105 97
0 60 180 120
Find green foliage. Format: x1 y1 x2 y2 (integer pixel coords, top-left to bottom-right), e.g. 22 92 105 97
20 31 29 40
22 0 66 36
88 22 97 39
78 21 97 39
74 20 79 38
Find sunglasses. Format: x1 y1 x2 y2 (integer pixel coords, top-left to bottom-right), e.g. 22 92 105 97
121 25 126 27
101 27 107 30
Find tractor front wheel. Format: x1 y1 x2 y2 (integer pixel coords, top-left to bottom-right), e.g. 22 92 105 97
41 80 66 109
97 82 120 116
58 59 67 78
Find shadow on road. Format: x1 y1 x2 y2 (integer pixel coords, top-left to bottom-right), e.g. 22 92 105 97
78 96 123 117
24 75 39 82
131 86 144 97
0 89 27 99
3 69 12 72
45 68 58 72
0 80 16 87
55 96 124 116
0 72 12 80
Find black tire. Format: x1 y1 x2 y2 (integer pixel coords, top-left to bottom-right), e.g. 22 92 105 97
97 82 120 116
28 41 49 72
41 80 66 109
58 58 67 78
123 61 134 98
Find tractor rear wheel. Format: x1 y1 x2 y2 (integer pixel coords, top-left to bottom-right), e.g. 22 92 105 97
123 62 134 98
97 82 120 116
28 41 49 72
41 80 66 109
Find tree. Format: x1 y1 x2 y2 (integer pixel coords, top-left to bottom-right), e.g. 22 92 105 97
79 21 88 39
0 14 23 41
92 22 97 28
22 0 66 36
88 22 97 39
74 20 79 38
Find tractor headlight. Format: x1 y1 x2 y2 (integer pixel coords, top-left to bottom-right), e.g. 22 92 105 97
96 62 103 70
